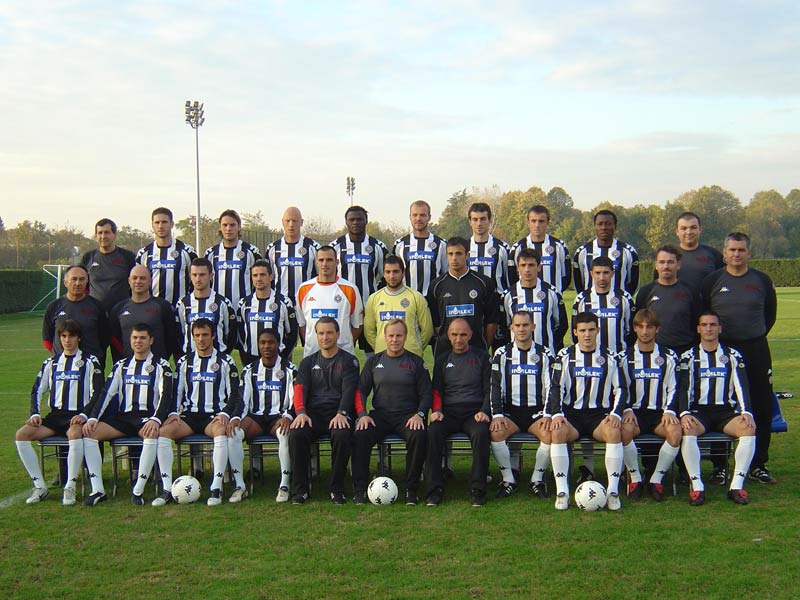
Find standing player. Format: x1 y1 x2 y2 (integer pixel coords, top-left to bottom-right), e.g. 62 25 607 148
136 207 197 307
509 205 571 293
393 200 448 297
674 212 724 293
289 318 359 504
467 202 511 296
678 312 757 505
573 209 639 295
204 209 261 306
265 207 320 304
81 218 136 314
15 320 104 505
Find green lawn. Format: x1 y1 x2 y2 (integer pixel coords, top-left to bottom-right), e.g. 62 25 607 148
0 291 798 599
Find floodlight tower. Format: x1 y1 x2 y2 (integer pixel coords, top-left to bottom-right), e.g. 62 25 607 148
346 176 356 206
185 100 205 252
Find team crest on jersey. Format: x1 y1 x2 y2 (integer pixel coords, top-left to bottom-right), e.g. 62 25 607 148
334 294 342 302
545 245 554 254
400 298 410 308
237 250 245 258
536 291 546 300
530 354 540 364
654 356 665 366
170 250 179 258
269 302 278 311
364 244 373 253
145 364 154 373
596 356 605 366
610 297 620 306
611 250 620 259
720 355 729 364
208 302 218 312
427 241 437 250
739 362 745 368
210 362 220 372
298 247 307 256
75 359 84 368
274 369 284 379
488 246 496 256
468 289 478 299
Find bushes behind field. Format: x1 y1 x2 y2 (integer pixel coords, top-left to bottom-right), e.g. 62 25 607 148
0 270 51 314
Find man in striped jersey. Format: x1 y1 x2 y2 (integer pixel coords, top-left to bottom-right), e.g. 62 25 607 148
136 207 197 307
573 209 639 295
619 309 682 501
265 206 320 305
678 311 756 506
80 323 174 506
175 258 237 357
237 259 298 365
549 312 628 510
239 328 296 503
159 319 244 506
16 320 104 506
289 318 358 505
488 311 557 500
509 205 571 293
393 200 447 297
204 209 261 307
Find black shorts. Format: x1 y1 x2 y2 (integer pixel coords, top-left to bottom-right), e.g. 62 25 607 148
181 413 215 434
40 411 78 436
564 409 608 438
506 407 544 433
634 409 663 435
246 413 283 435
101 413 151 437
690 407 738 433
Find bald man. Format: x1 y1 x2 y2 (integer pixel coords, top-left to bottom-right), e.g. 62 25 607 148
265 207 321 305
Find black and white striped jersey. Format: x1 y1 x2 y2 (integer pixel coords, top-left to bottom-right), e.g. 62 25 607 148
490 342 556 416
136 239 197 306
204 240 262 306
549 346 627 418
236 291 298 362
502 280 568 354
393 232 448 296
573 238 639 295
239 356 296 420
175 349 242 418
175 291 237 355
330 234 389 307
509 234 571 293
30 350 104 416
678 344 751 415
572 288 635 354
265 235 320 304
468 235 511 294
622 343 679 413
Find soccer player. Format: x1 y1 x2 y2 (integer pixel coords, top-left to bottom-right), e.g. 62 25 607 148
238 328 297 503
674 211 724 293
289 317 359 504
265 206 320 304
158 319 244 505
488 311 556 500
548 312 628 511
427 237 500 356
573 209 639 295
175 258 237 357
467 202 511 295
80 218 136 314
424 319 491 507
393 200 448 296
509 205 571 293
351 319 433 505
236 259 298 365
136 207 197 307
108 265 178 362
80 323 174 506
204 209 262 306
15 320 104 505
678 312 757 505
701 232 777 485
363 255 434 357
42 265 108 368
296 246 364 358
619 309 682 501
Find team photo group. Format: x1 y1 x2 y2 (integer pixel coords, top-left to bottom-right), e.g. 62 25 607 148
14 199 778 511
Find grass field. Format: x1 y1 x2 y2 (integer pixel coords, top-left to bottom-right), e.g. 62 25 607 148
1 291 798 599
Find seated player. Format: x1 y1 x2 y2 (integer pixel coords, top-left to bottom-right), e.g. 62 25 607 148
289 317 358 505
488 311 556 500
238 328 297 503
15 320 104 505
424 318 491 507
351 319 432 506
158 319 243 506
620 309 682 501
80 323 174 506
548 312 628 511
678 312 757 506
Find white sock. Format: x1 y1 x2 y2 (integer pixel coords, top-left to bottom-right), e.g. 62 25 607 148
581 441 595 473
227 429 246 489
157 437 174 492
211 436 229 492
681 435 703 492
531 443 550 484
133 438 158 496
650 442 680 484
66 439 85 491
83 438 105 494
731 436 756 490
16 441 46 489
623 442 642 483
509 442 521 471
491 441 515 483
551 443 570 496
605 443 623 495
277 430 291 488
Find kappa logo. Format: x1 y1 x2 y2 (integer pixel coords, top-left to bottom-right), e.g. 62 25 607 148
445 362 455 368
720 286 730 293
312 365 322 370
57 311 68 317
376 363 385 369
443 292 453 298
650 295 660 302
121 310 132 316
91 262 100 267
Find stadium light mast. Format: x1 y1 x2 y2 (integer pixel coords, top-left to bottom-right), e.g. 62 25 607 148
185 100 205 252
346 176 356 206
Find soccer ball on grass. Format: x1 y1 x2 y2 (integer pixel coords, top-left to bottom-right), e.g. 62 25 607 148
574 480 607 511
171 475 202 504
367 476 398 505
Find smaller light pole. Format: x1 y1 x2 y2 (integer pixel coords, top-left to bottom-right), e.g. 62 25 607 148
185 100 205 251
346 176 356 206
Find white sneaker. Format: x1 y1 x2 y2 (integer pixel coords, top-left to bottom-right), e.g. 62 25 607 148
555 492 569 511
26 487 49 504
62 488 76 506
207 489 222 506
275 486 290 503
607 492 622 511
229 487 248 503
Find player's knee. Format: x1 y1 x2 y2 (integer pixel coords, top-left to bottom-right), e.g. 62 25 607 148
15 426 31 441
66 425 83 440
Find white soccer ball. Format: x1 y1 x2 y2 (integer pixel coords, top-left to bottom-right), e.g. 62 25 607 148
171 475 202 504
367 476 398 505
574 480 607 511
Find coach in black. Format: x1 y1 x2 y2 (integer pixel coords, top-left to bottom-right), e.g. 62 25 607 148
81 218 136 314
675 212 724 292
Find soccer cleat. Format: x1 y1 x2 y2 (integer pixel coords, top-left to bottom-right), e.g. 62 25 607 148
728 488 749 505
330 491 347 505
62 488 76 506
291 492 309 505
627 481 643 499
151 490 173 507
749 467 777 485
689 490 705 506
405 489 419 506
26 487 49 505
554 492 569 511
426 488 443 507
229 487 248 504
709 466 728 486
275 486 290 503
470 489 486 507
84 491 107 507
353 490 368 505
207 489 222 506
529 482 548 499
649 482 664 502
495 481 517 499
131 492 145 506
577 465 594 485
606 492 622 511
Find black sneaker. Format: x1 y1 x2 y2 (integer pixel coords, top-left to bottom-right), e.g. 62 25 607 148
84 491 108 507
627 481 643 499
426 488 443 506
353 490 368 505
529 482 548 499
689 490 705 506
131 492 144 506
710 467 728 486
291 492 309 505
495 481 517 499
577 466 594 485
749 467 777 485
330 491 346 505
470 489 486 507
649 482 664 502
405 489 418 506
728 488 749 505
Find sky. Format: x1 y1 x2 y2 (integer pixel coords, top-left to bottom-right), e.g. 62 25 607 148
1 0 799 236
